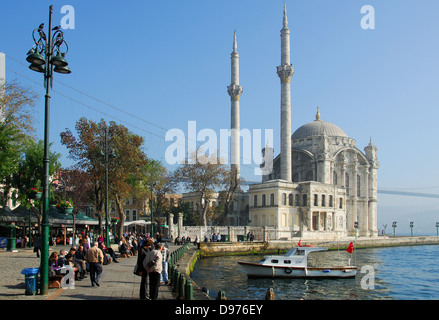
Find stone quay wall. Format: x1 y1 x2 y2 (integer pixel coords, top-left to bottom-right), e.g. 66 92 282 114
198 236 439 257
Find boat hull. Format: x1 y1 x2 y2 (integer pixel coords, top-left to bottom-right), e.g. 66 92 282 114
237 261 357 279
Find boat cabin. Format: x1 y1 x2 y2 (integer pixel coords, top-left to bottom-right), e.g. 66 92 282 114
260 247 329 268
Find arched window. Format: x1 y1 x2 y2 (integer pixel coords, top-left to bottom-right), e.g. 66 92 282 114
253 195 258 207
314 194 318 206
295 194 300 206
329 195 333 207
262 194 266 206
289 194 294 206
270 193 275 206
345 173 350 196
282 193 287 205
357 175 361 197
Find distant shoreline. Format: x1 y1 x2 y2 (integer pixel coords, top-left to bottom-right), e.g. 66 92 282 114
198 236 439 258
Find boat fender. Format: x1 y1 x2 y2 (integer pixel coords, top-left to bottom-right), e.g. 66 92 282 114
285 267 292 274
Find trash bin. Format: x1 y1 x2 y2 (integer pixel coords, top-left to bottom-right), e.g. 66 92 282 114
21 268 39 295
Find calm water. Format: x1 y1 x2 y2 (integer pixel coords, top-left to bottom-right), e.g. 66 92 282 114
191 245 439 300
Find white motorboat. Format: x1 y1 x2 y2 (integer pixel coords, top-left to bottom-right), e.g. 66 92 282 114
237 246 357 279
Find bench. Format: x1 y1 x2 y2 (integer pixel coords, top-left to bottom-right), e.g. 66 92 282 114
48 275 64 289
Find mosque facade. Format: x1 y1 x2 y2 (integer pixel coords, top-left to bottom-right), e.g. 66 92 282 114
183 5 379 240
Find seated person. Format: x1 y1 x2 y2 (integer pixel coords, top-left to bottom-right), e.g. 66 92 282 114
58 250 67 266
74 245 89 276
98 241 111 265
100 242 119 263
119 239 131 257
68 247 86 280
130 238 138 256
48 252 60 277
65 253 81 281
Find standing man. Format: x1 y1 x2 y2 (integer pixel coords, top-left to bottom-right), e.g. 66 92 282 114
143 243 163 300
86 242 104 287
160 243 169 285
137 239 152 300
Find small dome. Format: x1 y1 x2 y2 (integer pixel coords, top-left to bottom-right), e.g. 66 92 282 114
292 108 348 140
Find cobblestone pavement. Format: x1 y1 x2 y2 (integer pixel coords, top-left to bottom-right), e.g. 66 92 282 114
0 244 177 300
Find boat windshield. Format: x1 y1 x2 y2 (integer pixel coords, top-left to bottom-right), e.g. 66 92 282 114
293 250 305 256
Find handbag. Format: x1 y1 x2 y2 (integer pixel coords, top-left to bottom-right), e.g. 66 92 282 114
133 263 141 276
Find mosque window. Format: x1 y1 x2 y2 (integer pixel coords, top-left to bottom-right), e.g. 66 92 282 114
321 195 326 207
289 194 294 206
254 195 258 207
270 193 275 206
357 175 361 197
329 195 333 207
345 173 350 195
295 194 300 206
282 193 287 205
314 194 318 206
302 194 308 206
262 194 266 206
339 198 343 209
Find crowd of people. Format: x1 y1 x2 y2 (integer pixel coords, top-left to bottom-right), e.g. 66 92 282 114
45 231 170 299
47 233 115 285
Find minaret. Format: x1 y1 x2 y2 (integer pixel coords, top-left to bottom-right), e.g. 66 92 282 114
365 138 379 237
277 4 294 181
227 31 243 183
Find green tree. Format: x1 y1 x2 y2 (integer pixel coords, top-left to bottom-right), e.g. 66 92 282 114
173 151 229 227
3 139 61 230
170 201 198 226
0 81 38 184
61 118 149 238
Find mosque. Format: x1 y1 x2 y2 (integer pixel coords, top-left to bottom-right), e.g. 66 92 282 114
183 5 379 240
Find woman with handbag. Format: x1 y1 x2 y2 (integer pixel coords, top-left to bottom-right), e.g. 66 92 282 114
136 239 153 300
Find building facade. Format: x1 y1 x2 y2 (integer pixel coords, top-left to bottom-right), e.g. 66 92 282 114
180 5 379 240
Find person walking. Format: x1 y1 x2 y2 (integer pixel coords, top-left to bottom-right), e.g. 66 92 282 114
85 242 104 287
143 242 163 300
33 234 41 258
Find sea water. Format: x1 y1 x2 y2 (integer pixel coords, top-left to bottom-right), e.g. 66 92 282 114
190 244 439 300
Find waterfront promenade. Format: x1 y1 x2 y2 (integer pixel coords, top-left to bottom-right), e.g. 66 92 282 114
2 236 438 301
0 243 180 301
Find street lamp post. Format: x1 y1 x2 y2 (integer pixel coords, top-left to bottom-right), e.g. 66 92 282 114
96 126 115 248
26 5 71 295
392 221 397 238
149 181 158 237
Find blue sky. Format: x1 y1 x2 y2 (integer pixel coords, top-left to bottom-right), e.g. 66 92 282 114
1 0 439 234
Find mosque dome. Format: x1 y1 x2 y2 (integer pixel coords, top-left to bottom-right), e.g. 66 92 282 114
291 108 348 140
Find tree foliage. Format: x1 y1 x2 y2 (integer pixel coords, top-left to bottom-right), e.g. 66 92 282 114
0 81 38 184
3 139 61 230
173 151 240 226
60 117 150 238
